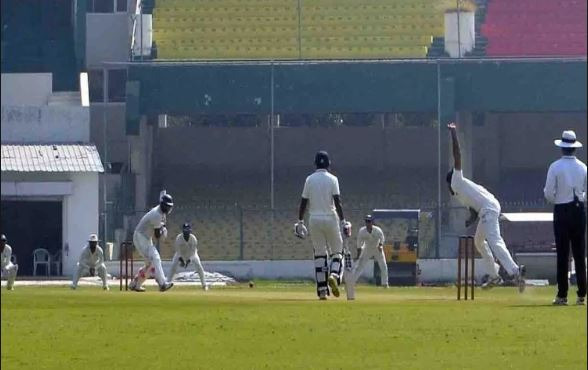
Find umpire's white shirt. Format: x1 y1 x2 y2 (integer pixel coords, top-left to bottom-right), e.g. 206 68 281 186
77 245 105 269
357 226 385 250
174 234 198 259
1 245 13 269
451 169 499 212
302 169 340 217
544 156 587 204
135 206 166 239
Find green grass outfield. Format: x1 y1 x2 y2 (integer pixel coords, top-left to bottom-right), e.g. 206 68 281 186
1 282 586 370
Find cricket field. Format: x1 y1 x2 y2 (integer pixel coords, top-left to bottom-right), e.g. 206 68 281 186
1 283 586 370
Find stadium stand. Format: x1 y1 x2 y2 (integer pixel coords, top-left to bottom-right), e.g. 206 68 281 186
152 0 457 60
482 0 587 57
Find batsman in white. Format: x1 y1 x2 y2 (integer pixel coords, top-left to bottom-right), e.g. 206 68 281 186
0 234 18 291
129 193 174 292
295 151 351 300
353 215 388 288
447 122 525 292
71 234 109 290
167 222 208 290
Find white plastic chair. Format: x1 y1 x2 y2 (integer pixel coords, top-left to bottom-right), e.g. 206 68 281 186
51 250 62 276
33 248 50 276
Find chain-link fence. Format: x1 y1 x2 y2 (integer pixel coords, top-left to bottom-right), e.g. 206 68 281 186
105 199 552 262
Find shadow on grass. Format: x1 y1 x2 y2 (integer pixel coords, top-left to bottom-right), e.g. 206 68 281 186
508 304 567 308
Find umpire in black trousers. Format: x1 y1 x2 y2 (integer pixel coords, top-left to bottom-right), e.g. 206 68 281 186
544 130 587 305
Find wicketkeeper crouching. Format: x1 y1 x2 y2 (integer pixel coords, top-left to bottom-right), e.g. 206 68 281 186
71 234 109 290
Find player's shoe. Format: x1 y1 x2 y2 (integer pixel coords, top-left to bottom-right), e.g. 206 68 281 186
202 285 209 291
552 297 568 305
382 284 389 289
516 265 526 293
159 282 174 292
481 275 503 290
319 292 328 301
7 286 14 291
576 297 585 305
103 285 110 291
70 284 77 290
328 274 340 298
129 281 146 292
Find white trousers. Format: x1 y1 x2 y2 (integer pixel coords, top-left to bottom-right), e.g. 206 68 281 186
167 252 206 287
1 262 18 289
132 232 167 287
474 208 519 277
353 247 388 286
72 263 108 288
309 215 343 256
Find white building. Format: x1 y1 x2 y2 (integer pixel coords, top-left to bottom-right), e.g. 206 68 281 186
1 72 103 277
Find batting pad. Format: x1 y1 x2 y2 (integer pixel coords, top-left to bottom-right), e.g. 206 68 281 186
314 255 329 297
330 253 343 285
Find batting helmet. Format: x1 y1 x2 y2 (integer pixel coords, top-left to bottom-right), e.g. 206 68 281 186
160 194 174 207
0 234 6 241
182 223 191 231
315 150 330 169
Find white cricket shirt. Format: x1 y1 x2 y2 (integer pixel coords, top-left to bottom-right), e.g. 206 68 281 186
301 169 340 217
357 226 385 250
135 206 166 239
451 169 499 212
174 233 198 259
1 245 13 269
544 156 587 204
77 245 105 268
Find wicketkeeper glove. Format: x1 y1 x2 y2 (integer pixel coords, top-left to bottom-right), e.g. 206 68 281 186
341 220 352 238
294 220 308 239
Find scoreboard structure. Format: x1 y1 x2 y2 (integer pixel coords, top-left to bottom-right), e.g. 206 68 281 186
371 209 420 286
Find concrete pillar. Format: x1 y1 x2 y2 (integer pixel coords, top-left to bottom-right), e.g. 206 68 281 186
130 116 152 212
444 11 476 58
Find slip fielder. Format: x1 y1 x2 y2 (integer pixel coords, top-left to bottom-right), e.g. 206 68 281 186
1 234 18 291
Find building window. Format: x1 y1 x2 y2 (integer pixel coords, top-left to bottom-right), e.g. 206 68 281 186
89 69 104 103
88 0 126 13
108 69 127 103
89 0 114 13
116 0 128 12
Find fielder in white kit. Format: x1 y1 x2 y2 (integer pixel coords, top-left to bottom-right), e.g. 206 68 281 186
1 234 18 291
71 234 109 290
447 122 525 291
129 194 174 292
353 215 388 288
295 151 351 300
167 223 208 290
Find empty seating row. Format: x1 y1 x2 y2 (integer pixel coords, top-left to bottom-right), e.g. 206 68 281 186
157 35 433 47
157 46 428 60
153 16 298 26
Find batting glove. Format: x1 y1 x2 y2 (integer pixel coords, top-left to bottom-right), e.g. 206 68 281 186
294 220 308 239
185 259 191 268
341 220 352 238
89 267 95 276
179 257 185 268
